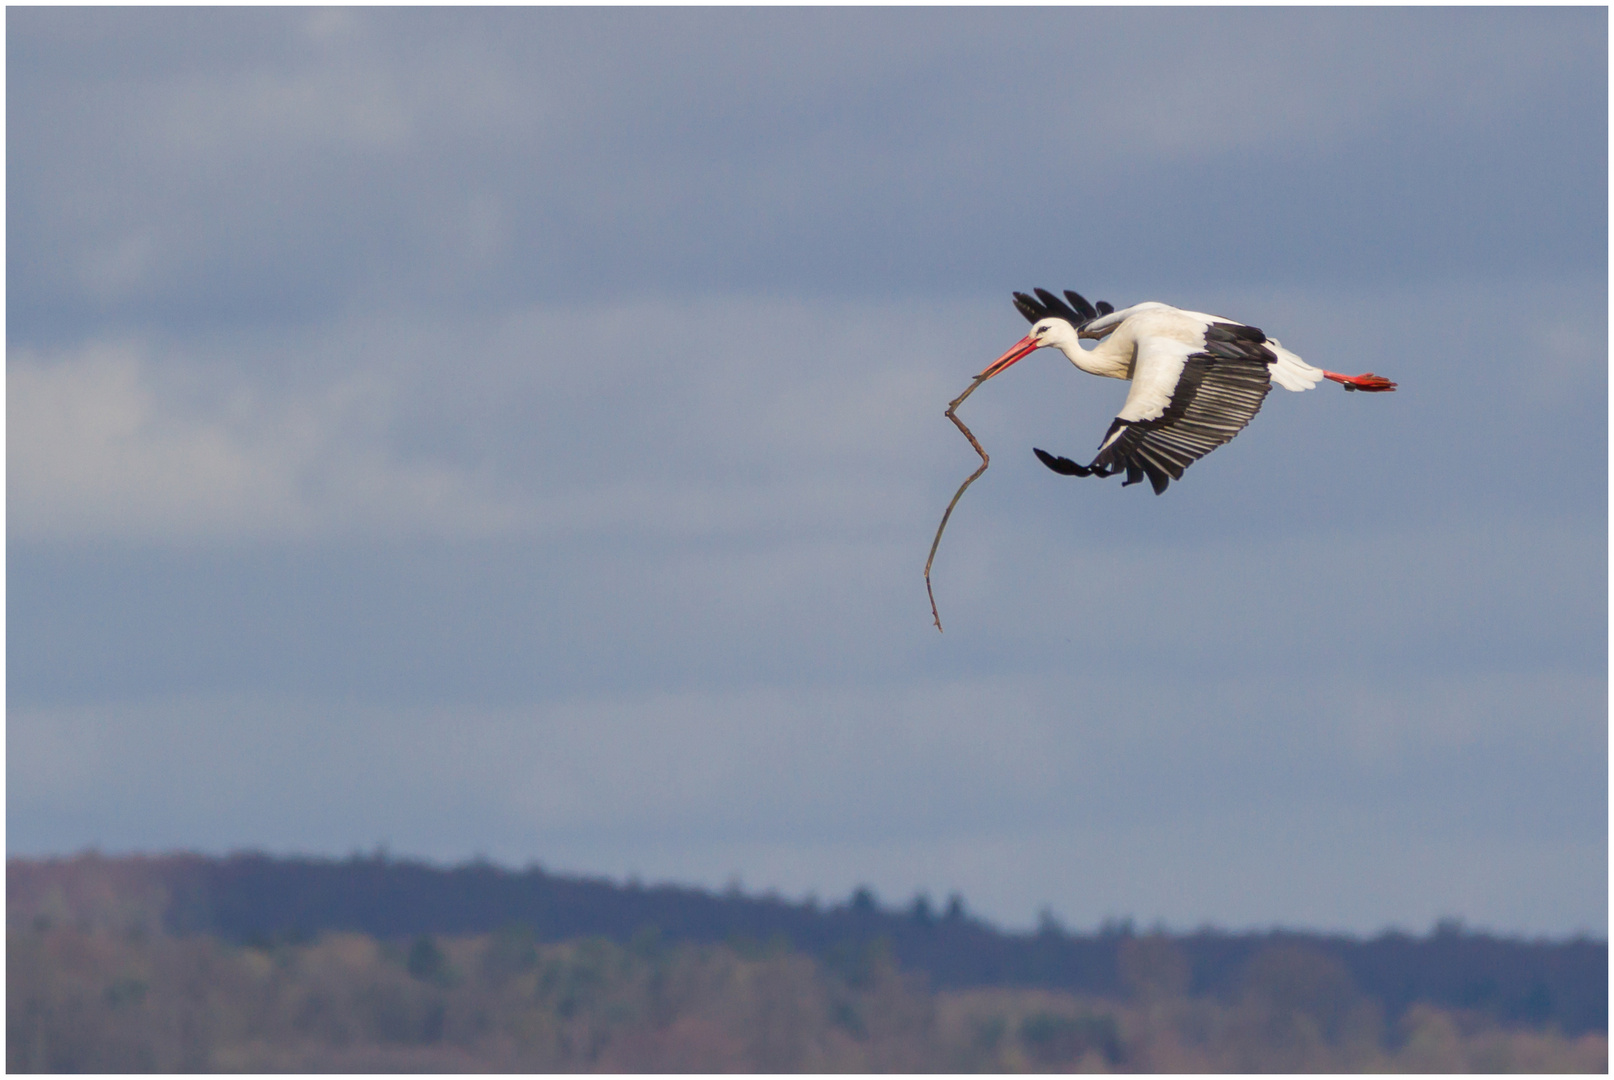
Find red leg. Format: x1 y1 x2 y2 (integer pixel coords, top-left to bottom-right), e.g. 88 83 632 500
1324 371 1397 392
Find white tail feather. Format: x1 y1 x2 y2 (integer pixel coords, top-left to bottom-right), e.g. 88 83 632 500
1266 339 1325 392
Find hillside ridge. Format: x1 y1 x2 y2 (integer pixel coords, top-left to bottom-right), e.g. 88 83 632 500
8 850 1605 1035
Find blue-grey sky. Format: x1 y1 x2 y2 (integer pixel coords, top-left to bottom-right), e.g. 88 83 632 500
8 7 1607 937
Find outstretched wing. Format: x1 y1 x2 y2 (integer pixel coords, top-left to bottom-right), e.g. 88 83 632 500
1036 322 1274 495
1013 288 1114 328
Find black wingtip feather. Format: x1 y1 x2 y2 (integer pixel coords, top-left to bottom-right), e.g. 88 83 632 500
1033 448 1093 477
1062 290 1098 322
1032 288 1083 326
1013 292 1042 324
1011 288 1117 329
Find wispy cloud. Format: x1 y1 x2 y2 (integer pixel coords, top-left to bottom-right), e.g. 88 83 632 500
9 342 530 541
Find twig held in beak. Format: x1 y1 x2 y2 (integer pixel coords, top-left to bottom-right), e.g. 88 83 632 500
924 374 992 632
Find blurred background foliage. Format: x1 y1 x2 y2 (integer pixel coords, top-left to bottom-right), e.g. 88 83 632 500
8 853 1605 1072
10 919 1605 1072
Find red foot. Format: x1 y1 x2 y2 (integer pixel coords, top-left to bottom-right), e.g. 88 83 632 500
1324 371 1397 392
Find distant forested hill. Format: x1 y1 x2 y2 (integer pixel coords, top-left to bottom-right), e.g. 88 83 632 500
9 852 1605 1036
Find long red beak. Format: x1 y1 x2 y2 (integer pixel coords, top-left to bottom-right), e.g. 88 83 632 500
978 335 1040 380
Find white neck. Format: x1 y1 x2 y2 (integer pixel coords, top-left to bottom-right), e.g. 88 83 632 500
1045 323 1133 381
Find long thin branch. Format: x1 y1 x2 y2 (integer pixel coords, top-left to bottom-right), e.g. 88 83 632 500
924 374 991 632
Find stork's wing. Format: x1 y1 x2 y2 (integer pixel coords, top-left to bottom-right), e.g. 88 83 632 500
1078 301 1171 339
1041 323 1274 495
1013 288 1114 328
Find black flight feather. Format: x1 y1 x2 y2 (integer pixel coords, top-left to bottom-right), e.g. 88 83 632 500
1033 448 1093 476
1062 290 1098 322
1013 287 1115 329
1031 288 1079 325
1013 292 1044 324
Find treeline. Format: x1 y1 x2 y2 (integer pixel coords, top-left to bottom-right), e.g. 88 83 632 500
9 919 1606 1071
8 852 1606 1039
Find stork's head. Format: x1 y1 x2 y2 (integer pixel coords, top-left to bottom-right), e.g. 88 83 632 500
978 288 1106 380
978 317 1080 379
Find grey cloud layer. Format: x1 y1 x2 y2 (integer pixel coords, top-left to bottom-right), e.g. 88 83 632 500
9 8 1604 342
11 658 1603 933
7 8 1605 934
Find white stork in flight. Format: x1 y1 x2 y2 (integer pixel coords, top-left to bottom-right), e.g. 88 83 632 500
980 289 1396 494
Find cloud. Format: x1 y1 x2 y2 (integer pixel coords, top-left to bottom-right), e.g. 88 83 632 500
8 341 530 542
8 8 1603 342
8 657 1603 934
6 294 984 545
6 8 1604 941
14 272 1602 548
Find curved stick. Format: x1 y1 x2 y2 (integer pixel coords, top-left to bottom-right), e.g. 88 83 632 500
924 374 991 632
